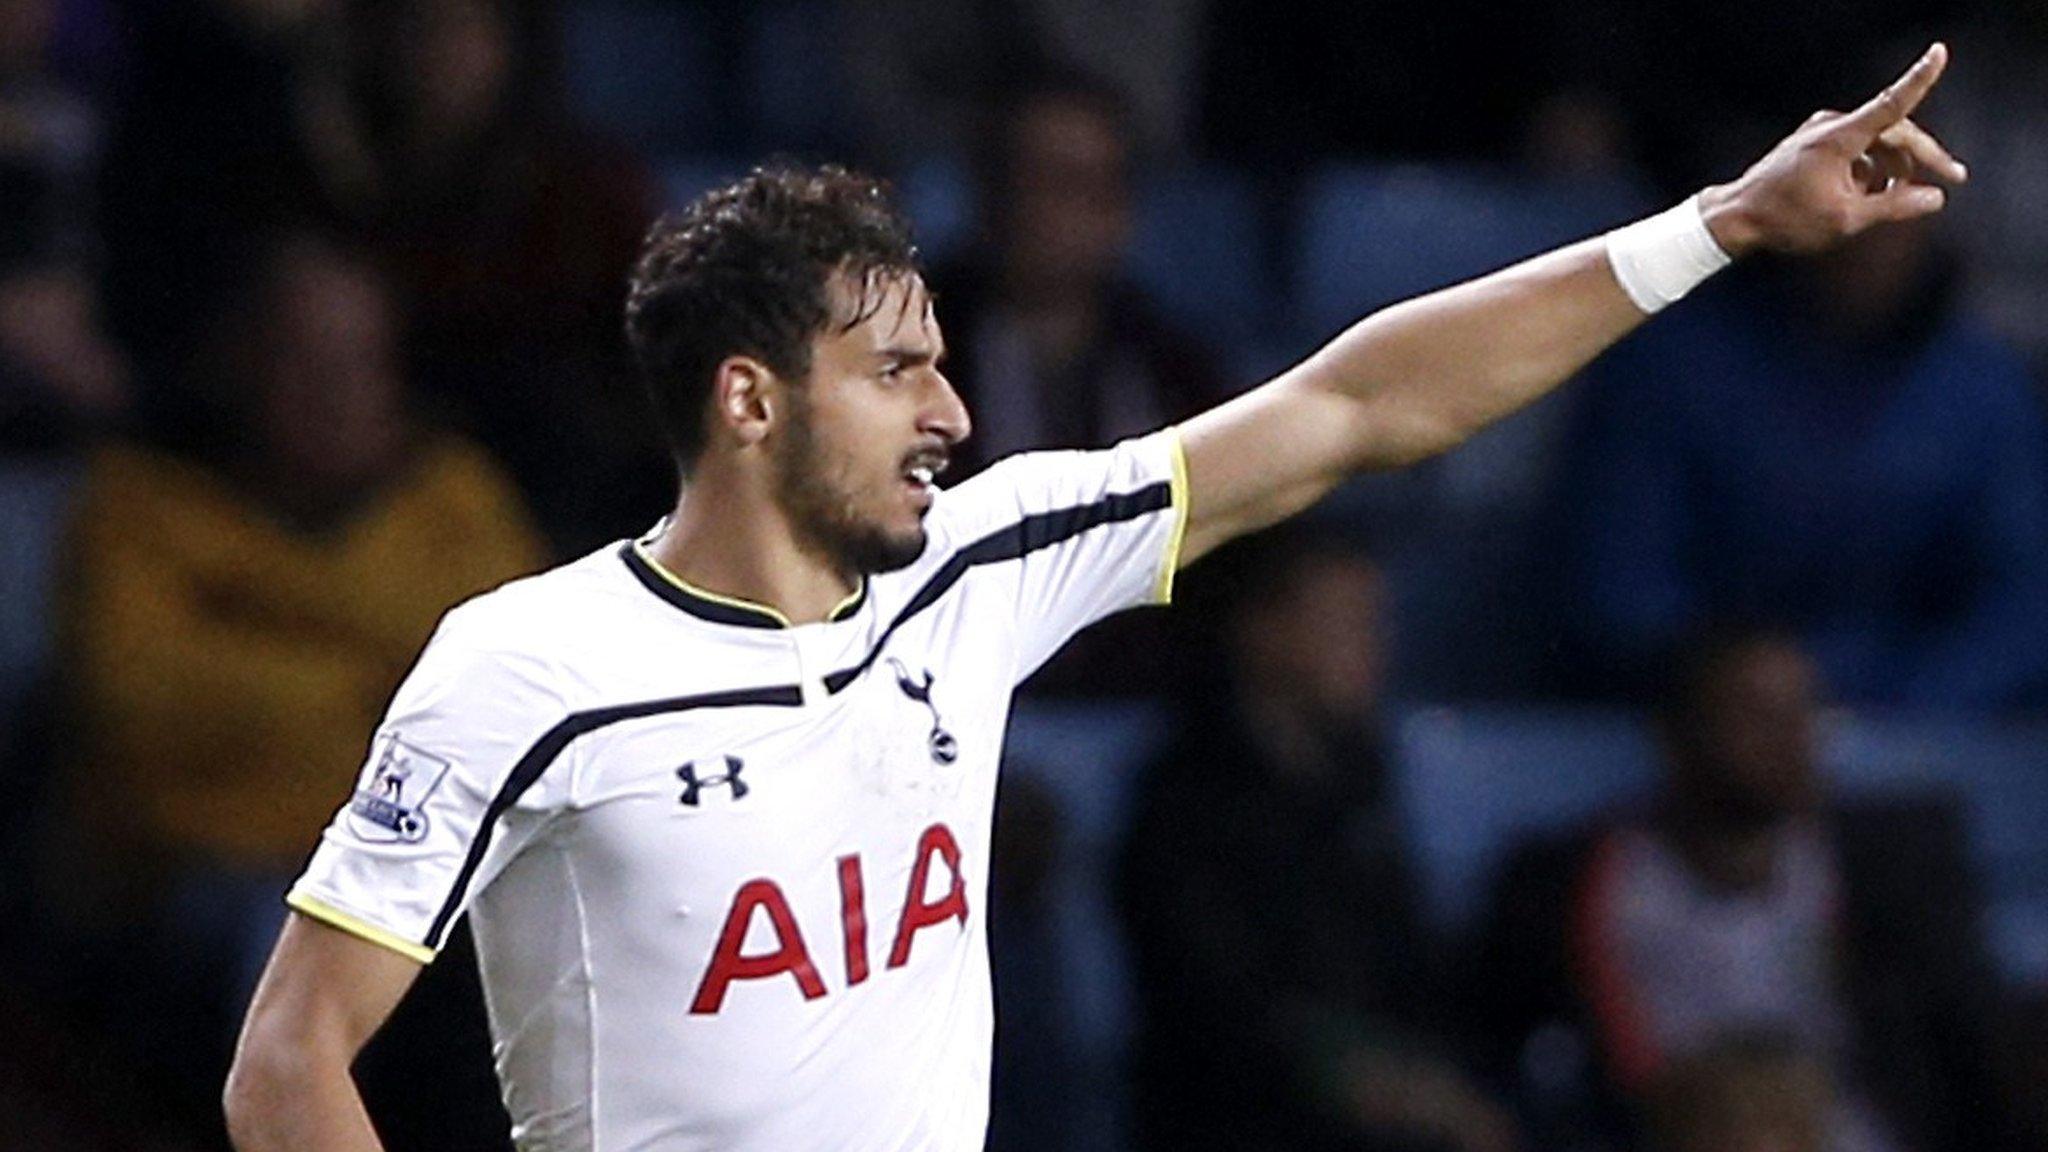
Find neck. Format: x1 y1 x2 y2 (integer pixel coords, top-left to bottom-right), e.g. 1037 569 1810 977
648 463 860 626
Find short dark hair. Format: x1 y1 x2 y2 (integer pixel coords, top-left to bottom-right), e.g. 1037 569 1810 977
624 163 922 473
974 65 1135 213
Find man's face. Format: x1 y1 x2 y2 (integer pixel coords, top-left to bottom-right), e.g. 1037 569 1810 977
1001 95 1132 291
1232 551 1387 734
390 0 513 143
253 247 407 499
771 271 969 575
1676 641 1823 826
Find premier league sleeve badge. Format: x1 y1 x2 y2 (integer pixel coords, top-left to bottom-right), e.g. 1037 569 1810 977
347 733 455 844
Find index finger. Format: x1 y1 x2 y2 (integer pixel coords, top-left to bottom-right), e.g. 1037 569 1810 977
1840 42 1950 139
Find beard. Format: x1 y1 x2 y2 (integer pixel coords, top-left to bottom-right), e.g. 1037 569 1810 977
772 399 928 575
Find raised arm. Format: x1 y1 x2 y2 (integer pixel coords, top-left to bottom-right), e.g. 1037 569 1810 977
1175 43 1967 565
224 915 425 1152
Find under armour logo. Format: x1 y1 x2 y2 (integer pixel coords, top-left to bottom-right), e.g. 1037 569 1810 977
888 659 958 765
678 755 748 806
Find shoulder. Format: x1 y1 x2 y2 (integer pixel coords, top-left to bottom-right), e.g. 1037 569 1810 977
925 432 1182 552
413 547 636 703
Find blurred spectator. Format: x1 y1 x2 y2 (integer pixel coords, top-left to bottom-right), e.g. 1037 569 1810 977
1120 527 1518 1152
1555 222 2048 709
0 0 101 259
933 70 1221 696
102 0 668 555
97 0 358 369
0 142 127 958
937 69 1220 472
842 0 1208 164
345 0 670 554
1478 631 2015 1152
0 176 127 719
48 231 541 1136
1937 7 2048 383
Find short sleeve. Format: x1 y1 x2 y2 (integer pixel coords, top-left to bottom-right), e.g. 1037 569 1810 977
286 603 572 963
937 429 1190 682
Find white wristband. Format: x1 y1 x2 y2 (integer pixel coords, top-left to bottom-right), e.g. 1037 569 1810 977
1604 194 1733 314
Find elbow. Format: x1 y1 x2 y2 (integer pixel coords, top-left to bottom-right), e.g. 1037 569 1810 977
222 1031 317 1149
221 1042 275 1148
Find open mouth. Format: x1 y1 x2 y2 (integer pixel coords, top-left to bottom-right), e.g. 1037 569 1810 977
901 452 948 499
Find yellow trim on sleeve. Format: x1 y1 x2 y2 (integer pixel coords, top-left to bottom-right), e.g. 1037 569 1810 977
286 889 436 965
1155 428 1192 604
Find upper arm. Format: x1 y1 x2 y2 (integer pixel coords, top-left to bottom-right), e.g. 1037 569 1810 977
1175 368 1375 566
287 601 572 962
938 436 1190 682
1173 236 1643 567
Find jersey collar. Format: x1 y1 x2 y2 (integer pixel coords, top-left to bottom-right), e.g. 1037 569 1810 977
620 540 868 630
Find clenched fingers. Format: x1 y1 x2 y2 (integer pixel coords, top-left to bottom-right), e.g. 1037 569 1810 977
1877 118 1968 184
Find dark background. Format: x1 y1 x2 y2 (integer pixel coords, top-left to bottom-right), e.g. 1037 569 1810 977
1 1 2045 1149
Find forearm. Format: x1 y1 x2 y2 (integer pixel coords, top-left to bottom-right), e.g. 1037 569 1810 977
1300 234 1650 471
1177 193 1759 560
224 1045 386 1152
1177 234 1666 555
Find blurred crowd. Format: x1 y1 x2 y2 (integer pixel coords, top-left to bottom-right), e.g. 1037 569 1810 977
0 0 2045 1149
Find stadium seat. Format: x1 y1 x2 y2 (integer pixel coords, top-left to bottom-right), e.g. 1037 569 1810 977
895 157 978 268
1123 165 1270 352
1391 706 1660 934
1291 164 1651 341
1823 716 2048 984
1000 702 1169 1108
1390 705 2048 983
561 1 721 154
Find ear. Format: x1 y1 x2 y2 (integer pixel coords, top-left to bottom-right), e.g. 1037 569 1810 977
711 355 782 450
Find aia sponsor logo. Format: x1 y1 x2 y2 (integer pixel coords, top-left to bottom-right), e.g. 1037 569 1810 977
688 822 970 1014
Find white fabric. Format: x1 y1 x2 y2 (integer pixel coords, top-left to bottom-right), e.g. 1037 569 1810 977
289 432 1186 1152
1604 194 1733 314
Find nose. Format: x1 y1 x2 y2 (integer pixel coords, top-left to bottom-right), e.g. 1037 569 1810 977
922 369 972 446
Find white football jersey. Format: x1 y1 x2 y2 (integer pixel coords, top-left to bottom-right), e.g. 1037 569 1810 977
287 431 1188 1152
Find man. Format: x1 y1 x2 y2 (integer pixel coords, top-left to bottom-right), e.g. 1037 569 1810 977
224 45 1968 1152
1122 530 1513 1152
1559 216 2048 708
1477 631 2012 1151
937 69 1220 476
57 228 542 1141
934 68 1221 696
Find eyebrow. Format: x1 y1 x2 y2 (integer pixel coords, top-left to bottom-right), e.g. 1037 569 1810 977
878 344 946 367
